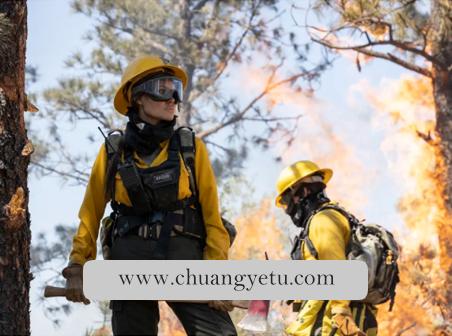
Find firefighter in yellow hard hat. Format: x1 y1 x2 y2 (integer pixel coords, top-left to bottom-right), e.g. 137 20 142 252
276 161 377 336
62 55 237 335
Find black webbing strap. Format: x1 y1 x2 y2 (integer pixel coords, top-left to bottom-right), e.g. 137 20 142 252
177 127 206 242
177 127 198 197
118 151 153 215
152 212 178 259
167 132 181 162
311 301 328 336
304 236 319 259
151 135 184 259
302 203 351 260
115 215 147 237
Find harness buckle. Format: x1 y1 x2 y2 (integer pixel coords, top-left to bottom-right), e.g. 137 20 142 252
138 224 150 239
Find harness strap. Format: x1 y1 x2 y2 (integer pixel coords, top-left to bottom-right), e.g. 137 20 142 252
117 157 154 214
177 127 206 242
108 128 206 257
115 196 197 215
152 212 175 259
301 203 352 260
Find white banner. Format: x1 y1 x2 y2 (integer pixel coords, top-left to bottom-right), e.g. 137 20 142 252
84 260 368 301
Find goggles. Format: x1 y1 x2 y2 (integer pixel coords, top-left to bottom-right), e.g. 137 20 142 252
132 76 183 103
280 175 324 206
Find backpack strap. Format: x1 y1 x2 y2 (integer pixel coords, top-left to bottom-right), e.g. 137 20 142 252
177 127 238 246
177 127 199 198
117 150 154 214
176 127 208 243
302 203 354 260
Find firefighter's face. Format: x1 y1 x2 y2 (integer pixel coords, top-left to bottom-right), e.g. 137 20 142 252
136 80 177 125
282 184 311 210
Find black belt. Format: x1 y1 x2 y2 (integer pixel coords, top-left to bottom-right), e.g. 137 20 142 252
113 207 205 241
113 196 197 216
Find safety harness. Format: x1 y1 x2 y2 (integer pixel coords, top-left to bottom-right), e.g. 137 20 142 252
104 127 206 259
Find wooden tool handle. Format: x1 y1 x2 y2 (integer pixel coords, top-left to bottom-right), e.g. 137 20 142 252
44 286 66 298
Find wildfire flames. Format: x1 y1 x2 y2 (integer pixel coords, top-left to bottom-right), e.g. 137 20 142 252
154 72 451 335
236 68 451 334
242 66 370 215
357 75 451 335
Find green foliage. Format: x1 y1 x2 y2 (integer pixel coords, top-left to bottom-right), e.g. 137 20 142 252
313 0 430 41
304 0 448 77
218 174 257 219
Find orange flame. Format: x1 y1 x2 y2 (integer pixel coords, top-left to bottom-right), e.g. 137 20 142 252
241 67 451 334
243 67 370 214
354 75 451 335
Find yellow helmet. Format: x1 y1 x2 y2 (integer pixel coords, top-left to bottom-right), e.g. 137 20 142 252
113 55 188 115
275 160 333 208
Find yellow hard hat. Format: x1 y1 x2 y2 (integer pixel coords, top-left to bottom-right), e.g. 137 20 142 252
113 55 188 115
275 160 333 208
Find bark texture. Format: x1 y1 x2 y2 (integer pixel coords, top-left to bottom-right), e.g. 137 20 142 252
0 1 31 335
430 0 452 327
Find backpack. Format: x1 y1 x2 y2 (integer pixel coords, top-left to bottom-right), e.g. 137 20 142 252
103 127 237 246
302 203 400 310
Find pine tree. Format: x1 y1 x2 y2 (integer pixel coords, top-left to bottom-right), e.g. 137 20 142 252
0 1 32 334
35 0 325 184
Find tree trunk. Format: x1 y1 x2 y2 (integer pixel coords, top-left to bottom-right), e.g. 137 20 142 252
430 0 452 328
0 1 31 335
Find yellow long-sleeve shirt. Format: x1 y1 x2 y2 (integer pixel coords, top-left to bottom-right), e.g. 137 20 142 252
69 136 229 265
286 208 352 336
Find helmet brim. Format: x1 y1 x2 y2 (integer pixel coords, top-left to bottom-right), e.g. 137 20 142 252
114 65 188 115
275 168 333 208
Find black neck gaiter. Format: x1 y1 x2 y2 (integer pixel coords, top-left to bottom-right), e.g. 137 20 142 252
288 191 330 229
124 109 176 155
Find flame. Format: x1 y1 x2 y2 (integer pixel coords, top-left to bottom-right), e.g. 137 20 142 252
353 75 451 334
241 67 451 333
229 198 288 261
243 67 370 214
360 75 444 247
157 69 450 334
229 198 292 333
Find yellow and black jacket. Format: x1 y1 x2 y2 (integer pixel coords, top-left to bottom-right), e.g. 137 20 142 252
69 136 229 265
286 208 378 336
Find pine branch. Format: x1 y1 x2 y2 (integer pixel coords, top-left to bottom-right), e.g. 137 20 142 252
198 71 312 138
312 37 433 77
30 160 89 185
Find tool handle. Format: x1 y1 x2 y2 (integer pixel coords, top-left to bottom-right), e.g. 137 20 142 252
44 286 66 298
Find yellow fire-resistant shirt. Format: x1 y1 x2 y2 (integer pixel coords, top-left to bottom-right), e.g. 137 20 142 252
286 208 352 336
69 136 230 265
